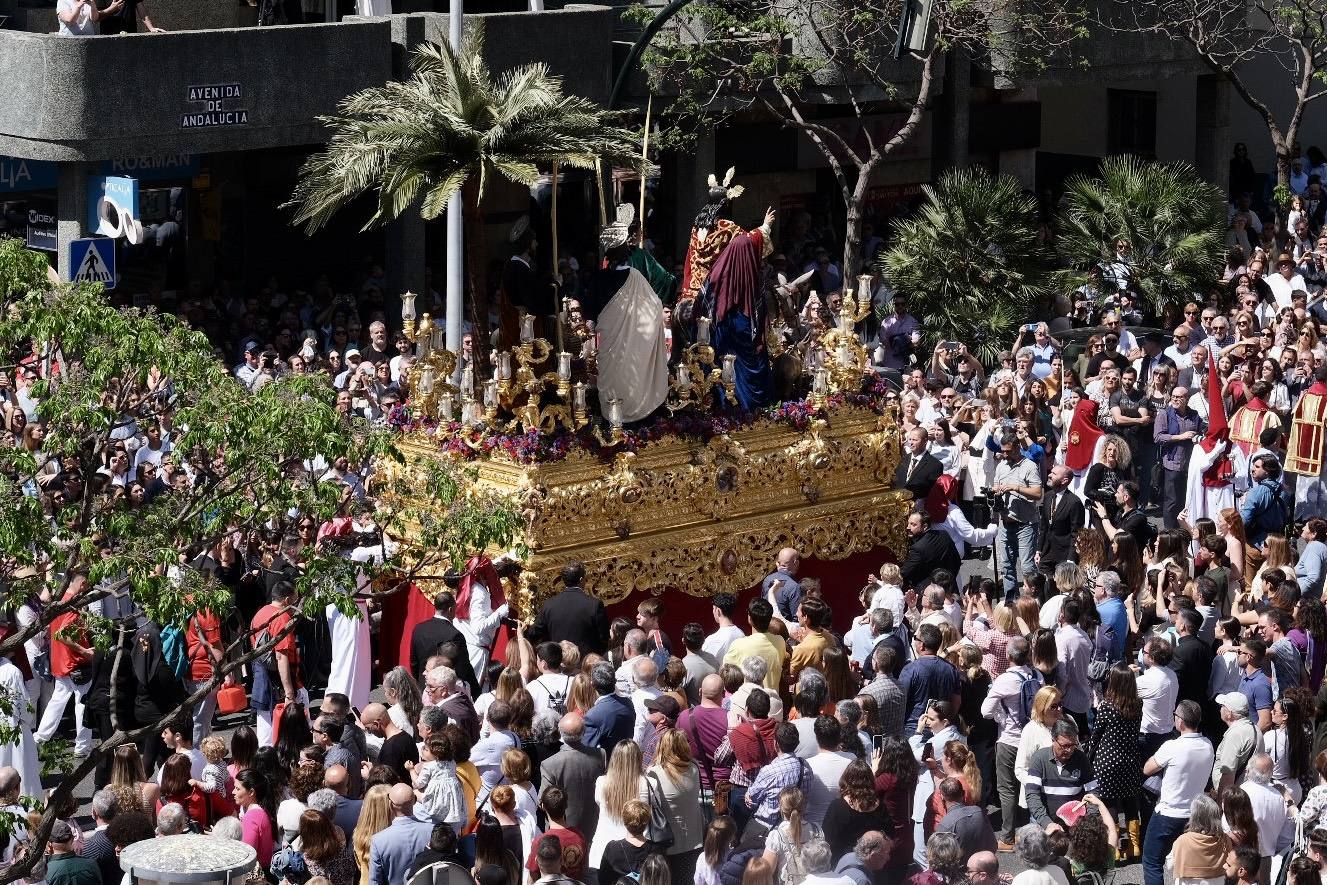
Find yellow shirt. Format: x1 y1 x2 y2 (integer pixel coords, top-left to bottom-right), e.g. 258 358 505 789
788 629 831 682
722 631 787 690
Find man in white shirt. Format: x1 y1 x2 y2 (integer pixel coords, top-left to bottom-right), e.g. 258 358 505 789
702 593 744 666
615 629 647 695
803 716 855 826
1266 252 1308 309
1140 701 1214 885
980 637 1040 848
728 656 785 725
1136 637 1180 763
1240 753 1293 862
629 657 663 744
527 643 572 716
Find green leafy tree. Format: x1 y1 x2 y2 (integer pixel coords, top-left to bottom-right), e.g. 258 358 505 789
0 238 523 880
288 28 641 354
1054 155 1225 317
879 166 1047 363
630 0 1085 277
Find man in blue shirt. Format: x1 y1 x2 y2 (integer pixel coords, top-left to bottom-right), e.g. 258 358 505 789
1236 639 1274 731
1240 455 1289 549
1092 571 1129 662
745 722 809 828
897 623 961 732
581 662 634 750
762 548 803 623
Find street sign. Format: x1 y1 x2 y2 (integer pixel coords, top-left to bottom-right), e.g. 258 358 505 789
69 238 115 289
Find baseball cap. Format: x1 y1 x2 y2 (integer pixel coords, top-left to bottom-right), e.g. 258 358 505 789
344 348 362 360
49 820 74 844
1216 692 1249 715
242 340 261 355
644 695 680 721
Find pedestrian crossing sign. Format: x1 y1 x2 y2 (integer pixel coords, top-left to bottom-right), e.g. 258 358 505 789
69 237 116 290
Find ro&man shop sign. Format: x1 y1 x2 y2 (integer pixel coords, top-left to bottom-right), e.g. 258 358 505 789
181 84 250 129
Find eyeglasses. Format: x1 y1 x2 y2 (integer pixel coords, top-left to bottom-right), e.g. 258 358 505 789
1185 309 1199 316
1174 335 1190 342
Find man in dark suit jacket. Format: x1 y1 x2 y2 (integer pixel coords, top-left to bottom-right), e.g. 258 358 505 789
1037 465 1085 576
409 591 479 696
1170 608 1213 704
539 712 607 836
894 426 943 501
900 510 960 590
580 661 635 751
83 790 122 885
527 561 609 654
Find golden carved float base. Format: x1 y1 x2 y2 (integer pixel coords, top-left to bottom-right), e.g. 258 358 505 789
391 403 912 610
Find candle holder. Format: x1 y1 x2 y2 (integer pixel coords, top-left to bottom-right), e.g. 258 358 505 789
400 306 460 423
665 340 724 414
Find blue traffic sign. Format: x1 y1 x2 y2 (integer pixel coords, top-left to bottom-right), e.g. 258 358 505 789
69 238 116 290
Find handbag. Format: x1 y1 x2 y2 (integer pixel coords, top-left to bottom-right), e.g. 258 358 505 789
218 684 248 715
643 771 675 850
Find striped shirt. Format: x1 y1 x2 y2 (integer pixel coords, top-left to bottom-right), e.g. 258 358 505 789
859 674 906 740
1024 746 1099 827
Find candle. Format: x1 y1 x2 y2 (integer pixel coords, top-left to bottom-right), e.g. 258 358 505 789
461 366 474 396
608 399 623 428
400 290 417 322
721 354 736 384
432 327 446 353
677 365 690 388
813 368 828 395
838 344 852 366
520 315 535 343
557 352 572 382
839 309 854 332
696 317 711 346
417 333 432 358
419 367 435 395
573 382 587 413
440 393 454 420
483 380 498 408
498 352 512 381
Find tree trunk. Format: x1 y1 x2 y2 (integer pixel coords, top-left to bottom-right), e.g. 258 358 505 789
462 183 491 379
841 158 879 282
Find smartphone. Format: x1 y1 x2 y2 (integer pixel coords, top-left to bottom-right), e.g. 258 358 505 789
1025 323 1038 332
872 735 885 755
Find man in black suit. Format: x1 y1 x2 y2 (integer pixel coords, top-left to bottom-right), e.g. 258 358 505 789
409 591 479 696
527 561 610 654
894 426 942 501
900 510 960 590
1037 465 1084 579
1170 606 1212 705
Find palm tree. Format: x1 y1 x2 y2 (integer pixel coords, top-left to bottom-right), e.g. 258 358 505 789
1054 155 1225 317
880 166 1048 365
288 28 641 354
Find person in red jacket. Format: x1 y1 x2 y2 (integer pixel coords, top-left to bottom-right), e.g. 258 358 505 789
156 753 211 831
35 579 94 755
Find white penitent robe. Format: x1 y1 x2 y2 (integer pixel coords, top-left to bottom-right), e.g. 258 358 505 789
326 601 371 712
596 267 670 423
0 658 41 798
459 581 507 690
1184 440 1235 523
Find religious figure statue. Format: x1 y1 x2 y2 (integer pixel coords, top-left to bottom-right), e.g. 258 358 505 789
680 167 766 302
1288 367 1327 519
585 204 671 423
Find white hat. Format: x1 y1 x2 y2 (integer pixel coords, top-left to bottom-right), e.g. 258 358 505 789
1215 691 1249 714
599 203 635 251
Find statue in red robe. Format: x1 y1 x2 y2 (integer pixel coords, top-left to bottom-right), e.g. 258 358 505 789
680 168 763 302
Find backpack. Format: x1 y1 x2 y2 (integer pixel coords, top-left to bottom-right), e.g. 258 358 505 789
536 674 569 715
160 623 192 682
1002 668 1044 727
1088 623 1117 682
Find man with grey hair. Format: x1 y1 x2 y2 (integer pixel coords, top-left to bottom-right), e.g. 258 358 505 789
865 608 907 677
156 802 189 836
859 644 904 739
539 712 605 838
629 656 662 744
615 628 648 694
321 768 363 835
1239 753 1290 865
1093 571 1128 662
798 839 836 878
834 831 890 884
791 670 829 757
417 706 448 752
83 788 121 885
728 655 784 726
1141 700 1213 885
1025 718 1098 829
981 635 1040 848
427 666 478 744
211 817 244 840
919 586 950 630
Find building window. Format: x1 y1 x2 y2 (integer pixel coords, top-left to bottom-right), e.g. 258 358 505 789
1107 89 1157 158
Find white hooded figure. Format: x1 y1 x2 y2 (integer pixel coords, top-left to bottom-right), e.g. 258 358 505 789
595 205 671 423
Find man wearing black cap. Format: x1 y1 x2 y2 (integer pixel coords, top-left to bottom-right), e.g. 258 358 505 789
234 340 262 389
45 820 99 885
641 695 680 765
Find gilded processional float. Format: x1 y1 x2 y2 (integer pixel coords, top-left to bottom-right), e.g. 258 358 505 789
381 177 912 614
